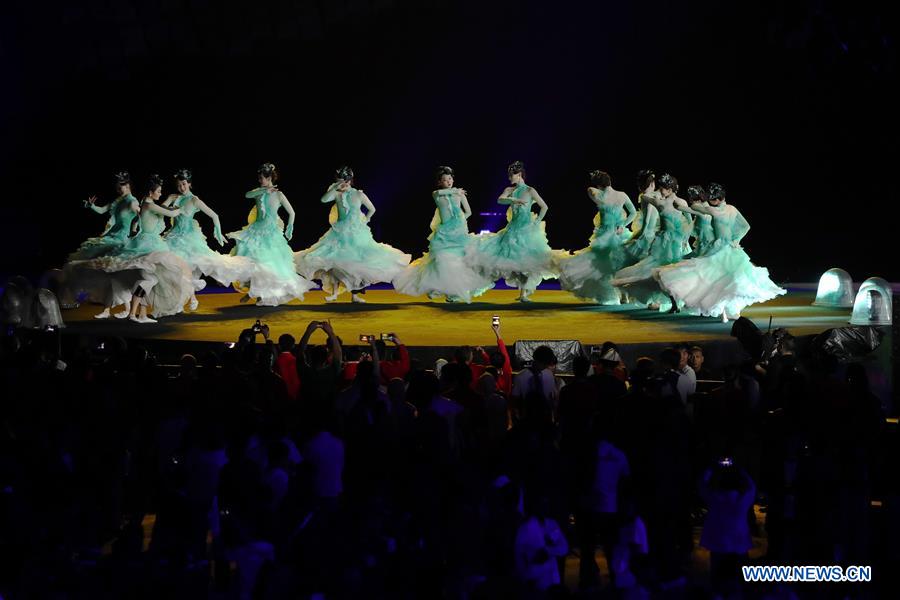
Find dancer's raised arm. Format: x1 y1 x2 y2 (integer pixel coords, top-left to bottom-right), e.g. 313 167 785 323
732 208 751 245
359 191 376 223
622 194 637 228
194 197 227 246
675 202 710 218
498 186 526 205
143 201 181 218
279 191 296 241
320 181 342 203
85 196 110 214
459 191 473 219
531 188 548 223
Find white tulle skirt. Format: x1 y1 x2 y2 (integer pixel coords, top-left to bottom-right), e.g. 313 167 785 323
655 242 786 317
66 251 194 317
294 215 410 294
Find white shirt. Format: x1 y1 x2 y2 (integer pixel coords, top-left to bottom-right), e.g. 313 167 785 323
677 365 697 403
512 368 559 408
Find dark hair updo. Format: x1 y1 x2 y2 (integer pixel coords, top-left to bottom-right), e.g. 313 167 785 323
145 174 164 196
507 160 526 178
707 182 726 201
335 165 354 182
686 185 706 203
590 170 612 189
114 171 131 185
174 168 192 183
657 173 679 193
435 165 455 184
257 162 278 182
636 169 655 191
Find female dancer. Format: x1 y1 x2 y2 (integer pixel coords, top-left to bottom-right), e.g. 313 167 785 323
392 166 494 302
227 163 316 306
294 166 410 303
685 185 715 258
471 161 561 301
163 169 252 310
558 170 637 304
612 173 692 311
622 169 661 265
655 182 785 321
79 175 194 322
68 171 139 261
64 171 141 316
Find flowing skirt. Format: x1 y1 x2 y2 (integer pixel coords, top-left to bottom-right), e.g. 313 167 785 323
393 219 493 303
66 251 194 317
166 221 255 291
294 216 410 294
612 229 688 308
655 242 786 318
228 218 317 306
469 214 562 290
558 224 631 305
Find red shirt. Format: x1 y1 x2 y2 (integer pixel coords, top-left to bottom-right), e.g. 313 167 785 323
380 345 410 383
275 352 300 400
468 339 512 396
342 345 410 385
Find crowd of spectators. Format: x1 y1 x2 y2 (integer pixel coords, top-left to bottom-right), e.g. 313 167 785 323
0 318 894 598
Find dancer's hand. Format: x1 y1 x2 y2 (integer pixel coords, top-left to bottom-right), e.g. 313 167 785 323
214 232 226 246
84 195 97 207
491 322 501 337
284 224 293 241
458 188 467 196
730 240 740 248
616 226 624 235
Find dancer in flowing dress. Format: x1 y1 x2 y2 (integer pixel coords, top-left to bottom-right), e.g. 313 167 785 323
612 173 692 311
162 169 253 310
294 166 410 303
72 174 194 322
622 169 661 265
227 163 317 306
470 161 562 302
63 171 142 315
392 166 494 303
655 182 786 321
684 185 715 258
557 170 637 304
67 171 140 262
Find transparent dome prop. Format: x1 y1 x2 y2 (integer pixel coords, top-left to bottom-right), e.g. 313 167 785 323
849 277 893 326
812 268 854 308
33 288 65 329
1 281 29 326
41 268 79 308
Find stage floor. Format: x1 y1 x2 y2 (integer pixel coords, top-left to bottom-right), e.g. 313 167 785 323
61 287 851 347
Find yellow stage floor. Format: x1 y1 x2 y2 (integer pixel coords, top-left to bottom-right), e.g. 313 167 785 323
62 289 851 347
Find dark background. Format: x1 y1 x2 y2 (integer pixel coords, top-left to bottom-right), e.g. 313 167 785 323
1 0 896 282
